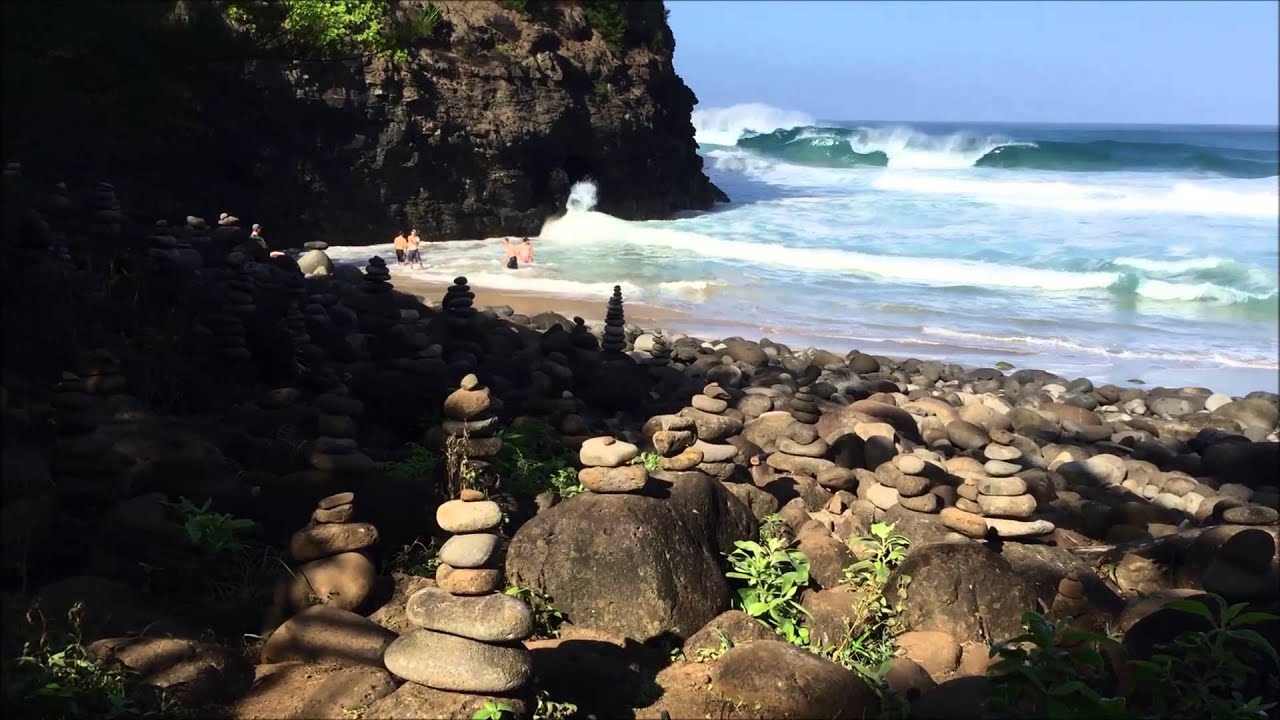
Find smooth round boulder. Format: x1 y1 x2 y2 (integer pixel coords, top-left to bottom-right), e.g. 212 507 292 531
436 564 503 596
710 640 879 719
383 629 531 693
288 523 379 563
284 552 377 613
578 436 639 468
436 500 502 533
439 533 501 569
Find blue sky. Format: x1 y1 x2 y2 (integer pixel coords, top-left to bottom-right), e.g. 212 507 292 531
666 0 1280 125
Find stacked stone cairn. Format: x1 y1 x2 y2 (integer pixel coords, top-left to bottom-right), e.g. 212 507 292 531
676 383 743 482
383 492 533 695
647 331 672 367
213 212 243 250
309 389 375 475
941 439 1056 541
877 453 942 514
435 374 504 492
48 351 131 505
569 317 598 351
577 436 648 494
442 276 477 329
88 181 123 242
145 220 202 276
272 492 379 622
601 285 627 354
766 385 836 481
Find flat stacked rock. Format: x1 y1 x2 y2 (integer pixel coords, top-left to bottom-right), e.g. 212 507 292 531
601 286 626 354
650 415 701 473
384 492 532 694
273 492 379 619
357 257 399 337
436 374 504 492
145 220 201 274
786 384 821 424
578 436 647 493
647 331 672 367
942 472 1054 541
213 212 243 247
442 277 477 327
766 386 835 480
310 390 375 474
88 181 123 240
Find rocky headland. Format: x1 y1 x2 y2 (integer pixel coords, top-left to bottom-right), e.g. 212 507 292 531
2 0 724 246
2 166 1278 719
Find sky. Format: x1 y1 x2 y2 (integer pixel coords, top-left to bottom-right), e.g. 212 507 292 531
666 0 1280 125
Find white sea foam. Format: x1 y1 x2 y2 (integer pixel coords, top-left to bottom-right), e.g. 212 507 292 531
1114 256 1228 272
692 103 816 146
845 126 1034 169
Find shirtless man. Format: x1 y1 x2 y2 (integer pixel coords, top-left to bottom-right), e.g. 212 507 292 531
501 237 519 269
516 237 534 265
393 231 407 264
406 228 422 268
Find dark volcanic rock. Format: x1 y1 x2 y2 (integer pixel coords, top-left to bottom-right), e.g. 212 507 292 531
506 472 756 642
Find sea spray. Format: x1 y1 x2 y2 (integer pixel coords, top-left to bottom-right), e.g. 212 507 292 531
566 180 598 213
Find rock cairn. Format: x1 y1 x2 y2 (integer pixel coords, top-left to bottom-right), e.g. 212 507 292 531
882 453 941 514
569 317 599 351
675 383 744 481
767 388 835 480
435 374 504 494
442 276 477 328
651 416 701 473
272 492 379 620
648 331 672 367
578 436 648 494
383 492 533 694
88 182 123 241
601 286 626 354
145 220 201 275
48 353 131 504
310 389 375 475
942 471 1054 541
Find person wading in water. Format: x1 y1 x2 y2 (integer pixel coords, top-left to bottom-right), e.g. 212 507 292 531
393 231 408 264
406 228 423 268
501 237 519 269
516 237 534 265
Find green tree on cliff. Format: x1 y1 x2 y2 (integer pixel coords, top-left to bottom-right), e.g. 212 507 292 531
225 0 442 61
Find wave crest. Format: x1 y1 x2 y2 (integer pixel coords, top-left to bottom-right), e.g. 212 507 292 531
692 103 816 147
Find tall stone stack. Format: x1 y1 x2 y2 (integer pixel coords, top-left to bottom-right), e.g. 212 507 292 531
765 387 835 480
677 383 744 481
578 436 648 493
647 331 672 367
436 374 504 494
310 389 375 475
942 470 1056 541
271 492 380 623
145 220 202 275
383 493 533 696
650 416 702 472
48 356 131 505
786 384 821 424
88 181 123 242
213 212 243 250
601 286 627 354
884 453 941 514
442 276 477 329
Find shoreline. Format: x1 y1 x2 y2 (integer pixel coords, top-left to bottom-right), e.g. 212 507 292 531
378 264 1280 399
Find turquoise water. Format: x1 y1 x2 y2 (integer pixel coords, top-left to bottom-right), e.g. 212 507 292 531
330 107 1280 396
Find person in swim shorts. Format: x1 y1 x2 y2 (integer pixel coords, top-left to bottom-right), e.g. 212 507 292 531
406 228 422 268
393 231 407 263
502 237 519 269
516 237 534 265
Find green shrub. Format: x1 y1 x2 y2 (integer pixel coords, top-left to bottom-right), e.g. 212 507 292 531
2 603 175 718
842 521 910 589
378 442 439 481
472 699 516 720
725 537 811 646
504 585 566 638
989 595 1280 720
165 496 258 557
495 421 582 502
386 537 442 577
759 512 788 543
630 450 660 472
581 0 627 50
225 0 443 61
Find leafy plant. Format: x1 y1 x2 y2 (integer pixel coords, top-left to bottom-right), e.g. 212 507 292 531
694 632 735 663
2 602 174 718
759 512 788 543
164 497 258 556
725 537 811 646
495 421 582 502
987 611 1128 720
1130 595 1280 720
225 0 442 62
378 442 439 481
842 522 910 590
386 537 442 577
505 585 566 638
630 450 660 472
533 691 584 720
472 699 516 720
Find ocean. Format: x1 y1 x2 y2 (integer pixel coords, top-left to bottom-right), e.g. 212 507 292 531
327 104 1280 396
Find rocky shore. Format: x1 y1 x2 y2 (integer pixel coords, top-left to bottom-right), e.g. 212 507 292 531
3 170 1278 719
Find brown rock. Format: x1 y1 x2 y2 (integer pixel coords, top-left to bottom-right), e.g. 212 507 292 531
443 386 491 421
897 630 962 680
261 606 396 667
437 563 503 596
710 640 880 719
682 610 775 659
579 464 648 493
284 552 378 613
383 628 532 693
364 682 531 720
288 523 379 563
88 636 252 707
231 663 397 720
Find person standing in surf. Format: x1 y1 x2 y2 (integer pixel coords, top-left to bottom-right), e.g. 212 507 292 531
406 228 423 268
516 237 534 265
393 231 407 264
501 237 519 269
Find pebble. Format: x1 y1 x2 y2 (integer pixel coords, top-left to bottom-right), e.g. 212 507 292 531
983 444 1022 462
652 430 696 456
660 448 703 472
866 482 900 511
289 523 379 563
776 437 829 458
977 476 1028 497
896 474 931 498
383 628 532 693
579 436 639 468
984 516 1055 538
977 493 1037 519
406 587 533 642
443 387 491 421
313 504 354 524
318 492 355 510
1222 505 1279 526
955 497 983 514
946 420 990 450
893 455 926 475
940 507 987 538
983 459 1022 477
460 489 486 502
579 465 648 493
436 500 502 533
899 492 940 513
438 533 501 568
693 440 738 462
691 394 729 414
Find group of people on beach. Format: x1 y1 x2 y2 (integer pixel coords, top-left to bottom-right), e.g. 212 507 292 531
392 229 535 271
393 229 423 268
